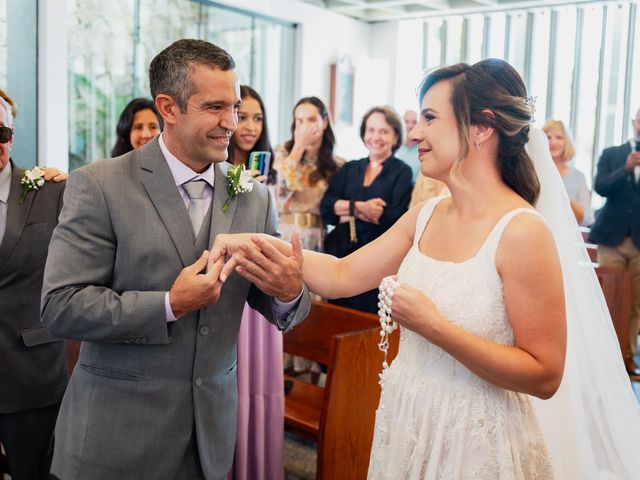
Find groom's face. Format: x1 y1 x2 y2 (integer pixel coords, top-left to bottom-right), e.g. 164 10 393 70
174 66 241 171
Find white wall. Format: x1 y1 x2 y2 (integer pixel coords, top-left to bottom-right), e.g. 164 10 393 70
371 19 425 123
38 0 68 172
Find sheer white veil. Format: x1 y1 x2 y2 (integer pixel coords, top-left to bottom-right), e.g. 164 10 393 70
526 128 640 479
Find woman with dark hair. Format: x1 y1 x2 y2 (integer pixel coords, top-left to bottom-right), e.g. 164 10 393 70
228 85 276 184
273 96 343 377
320 105 413 313
274 96 343 253
227 86 284 480
110 98 162 157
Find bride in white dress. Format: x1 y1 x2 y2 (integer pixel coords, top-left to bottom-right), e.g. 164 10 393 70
214 58 640 479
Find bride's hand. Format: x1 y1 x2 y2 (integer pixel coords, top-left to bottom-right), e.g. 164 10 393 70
209 233 254 264
391 282 443 338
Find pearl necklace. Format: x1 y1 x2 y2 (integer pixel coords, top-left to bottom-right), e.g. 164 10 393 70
377 276 399 386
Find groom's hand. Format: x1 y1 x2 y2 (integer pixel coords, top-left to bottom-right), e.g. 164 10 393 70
230 234 304 302
169 250 225 319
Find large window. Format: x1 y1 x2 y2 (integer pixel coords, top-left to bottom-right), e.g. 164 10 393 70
415 0 640 208
67 0 296 169
0 0 37 169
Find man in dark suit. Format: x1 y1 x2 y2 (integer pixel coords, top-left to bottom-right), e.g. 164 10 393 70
0 93 68 479
590 107 640 377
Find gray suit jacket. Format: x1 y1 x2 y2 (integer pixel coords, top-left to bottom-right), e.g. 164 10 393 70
41 139 310 480
0 159 67 413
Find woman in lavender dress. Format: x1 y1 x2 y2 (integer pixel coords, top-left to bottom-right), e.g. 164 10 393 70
227 85 283 480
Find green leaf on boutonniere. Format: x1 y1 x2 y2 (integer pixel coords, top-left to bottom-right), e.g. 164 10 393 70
223 164 253 211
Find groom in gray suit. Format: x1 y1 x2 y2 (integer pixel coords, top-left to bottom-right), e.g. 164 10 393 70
41 39 310 479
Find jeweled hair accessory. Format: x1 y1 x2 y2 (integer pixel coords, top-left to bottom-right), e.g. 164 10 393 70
525 95 537 124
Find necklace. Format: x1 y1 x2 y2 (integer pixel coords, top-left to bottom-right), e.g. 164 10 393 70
377 276 399 386
370 158 384 169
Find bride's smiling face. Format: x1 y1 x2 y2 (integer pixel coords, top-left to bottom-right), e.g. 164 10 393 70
409 80 463 180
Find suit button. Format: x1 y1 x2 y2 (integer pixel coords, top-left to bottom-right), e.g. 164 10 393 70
140 338 148 344
199 325 210 336
194 377 203 387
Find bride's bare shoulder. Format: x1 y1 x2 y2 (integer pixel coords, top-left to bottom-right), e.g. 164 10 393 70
497 210 559 271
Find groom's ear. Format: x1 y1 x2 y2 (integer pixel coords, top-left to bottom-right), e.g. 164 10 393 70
155 94 180 126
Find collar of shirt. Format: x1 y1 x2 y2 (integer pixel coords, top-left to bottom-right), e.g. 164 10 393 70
158 133 215 189
158 133 215 209
0 161 12 204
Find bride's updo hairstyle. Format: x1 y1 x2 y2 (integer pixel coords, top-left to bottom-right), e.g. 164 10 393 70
418 58 540 205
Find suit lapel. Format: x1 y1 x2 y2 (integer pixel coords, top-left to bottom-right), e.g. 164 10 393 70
0 161 34 272
138 140 197 267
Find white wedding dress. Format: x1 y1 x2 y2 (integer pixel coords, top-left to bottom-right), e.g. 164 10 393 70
368 129 640 479
367 197 554 479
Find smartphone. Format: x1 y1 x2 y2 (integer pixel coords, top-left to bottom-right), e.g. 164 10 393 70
636 142 640 152
248 151 271 181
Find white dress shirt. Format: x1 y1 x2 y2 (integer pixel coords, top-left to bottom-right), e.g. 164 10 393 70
0 161 12 246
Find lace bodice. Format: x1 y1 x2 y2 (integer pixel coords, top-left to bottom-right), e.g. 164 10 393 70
393 197 533 378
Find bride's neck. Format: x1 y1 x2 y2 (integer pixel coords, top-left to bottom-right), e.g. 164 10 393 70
445 156 514 217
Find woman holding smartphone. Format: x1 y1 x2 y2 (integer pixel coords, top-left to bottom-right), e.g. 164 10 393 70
227 86 282 480
228 85 276 184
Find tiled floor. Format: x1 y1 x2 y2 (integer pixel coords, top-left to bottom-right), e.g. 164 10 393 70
284 433 316 480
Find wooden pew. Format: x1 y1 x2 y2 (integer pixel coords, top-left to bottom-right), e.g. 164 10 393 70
581 228 633 360
595 266 633 361
283 300 399 480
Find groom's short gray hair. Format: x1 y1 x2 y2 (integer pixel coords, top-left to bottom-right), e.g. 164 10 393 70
149 39 235 113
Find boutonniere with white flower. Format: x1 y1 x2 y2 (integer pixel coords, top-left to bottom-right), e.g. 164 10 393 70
19 166 46 204
223 164 253 212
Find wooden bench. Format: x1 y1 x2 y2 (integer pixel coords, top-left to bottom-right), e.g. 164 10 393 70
283 300 399 479
580 229 634 360
595 266 633 361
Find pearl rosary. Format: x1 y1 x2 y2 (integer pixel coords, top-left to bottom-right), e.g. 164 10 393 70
378 276 399 384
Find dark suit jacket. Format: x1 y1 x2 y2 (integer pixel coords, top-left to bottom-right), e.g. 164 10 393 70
0 159 67 413
589 142 640 248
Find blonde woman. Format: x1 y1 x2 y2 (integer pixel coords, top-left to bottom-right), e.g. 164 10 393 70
542 119 593 225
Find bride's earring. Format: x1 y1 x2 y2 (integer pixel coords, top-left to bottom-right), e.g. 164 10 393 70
475 140 481 150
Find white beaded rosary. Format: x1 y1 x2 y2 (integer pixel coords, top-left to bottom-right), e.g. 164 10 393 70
377 276 400 385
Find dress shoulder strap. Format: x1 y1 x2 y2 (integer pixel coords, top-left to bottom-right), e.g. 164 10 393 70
481 207 541 260
413 196 447 247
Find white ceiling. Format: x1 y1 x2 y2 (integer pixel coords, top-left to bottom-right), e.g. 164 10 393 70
299 0 600 22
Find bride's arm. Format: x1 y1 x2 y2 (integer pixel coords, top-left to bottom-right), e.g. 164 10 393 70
213 204 424 299
392 213 566 399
